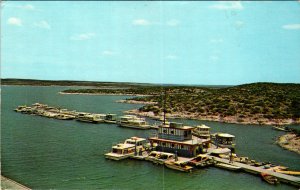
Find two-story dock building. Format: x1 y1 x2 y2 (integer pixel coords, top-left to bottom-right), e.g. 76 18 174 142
148 122 211 157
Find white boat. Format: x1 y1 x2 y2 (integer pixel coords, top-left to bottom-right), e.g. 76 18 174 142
215 163 241 171
119 115 151 129
145 151 175 164
105 137 148 160
76 113 105 123
188 154 213 167
104 114 118 124
152 152 175 165
192 125 211 139
272 125 289 132
55 114 76 120
164 160 193 172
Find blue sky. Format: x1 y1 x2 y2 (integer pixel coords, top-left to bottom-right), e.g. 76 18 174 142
2 1 300 85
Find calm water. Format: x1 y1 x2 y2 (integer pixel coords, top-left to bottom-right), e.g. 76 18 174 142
1 86 299 190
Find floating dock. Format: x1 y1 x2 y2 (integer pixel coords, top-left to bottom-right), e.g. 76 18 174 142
209 156 300 187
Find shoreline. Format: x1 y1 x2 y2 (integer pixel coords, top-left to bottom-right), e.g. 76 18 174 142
124 109 300 126
276 134 300 154
59 92 149 96
115 100 157 105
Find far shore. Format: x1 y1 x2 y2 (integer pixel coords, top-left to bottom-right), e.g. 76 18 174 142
124 109 300 126
61 91 300 126
59 92 150 96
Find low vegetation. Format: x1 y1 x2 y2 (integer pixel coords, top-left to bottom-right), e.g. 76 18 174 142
62 82 300 125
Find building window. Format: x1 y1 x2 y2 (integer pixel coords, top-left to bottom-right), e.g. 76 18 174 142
163 129 167 134
162 142 166 146
170 130 174 134
184 131 188 137
181 145 184 149
171 144 175 148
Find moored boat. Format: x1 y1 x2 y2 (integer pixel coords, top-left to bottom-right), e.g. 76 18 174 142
145 151 175 165
272 125 289 132
214 163 241 171
261 173 279 185
104 114 118 124
164 160 193 172
192 125 211 139
105 137 148 160
188 154 213 167
119 115 151 129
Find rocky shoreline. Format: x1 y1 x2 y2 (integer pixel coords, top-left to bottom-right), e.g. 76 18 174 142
59 92 149 96
276 134 300 154
123 109 300 126
116 100 157 105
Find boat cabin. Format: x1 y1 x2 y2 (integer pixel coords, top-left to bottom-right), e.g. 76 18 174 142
105 114 117 121
214 133 235 149
193 125 210 139
124 137 147 147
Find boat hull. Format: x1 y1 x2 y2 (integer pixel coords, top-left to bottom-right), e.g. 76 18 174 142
119 124 150 130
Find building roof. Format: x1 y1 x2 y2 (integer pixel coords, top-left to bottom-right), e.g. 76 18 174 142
196 125 210 129
149 136 210 145
217 133 235 138
160 125 195 130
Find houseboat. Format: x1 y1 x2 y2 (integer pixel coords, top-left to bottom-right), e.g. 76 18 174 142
104 114 118 123
212 133 235 150
148 122 211 157
192 125 211 139
118 115 151 129
145 151 175 165
105 137 148 160
76 113 106 123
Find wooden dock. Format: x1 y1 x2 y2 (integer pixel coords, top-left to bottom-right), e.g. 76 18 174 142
209 156 300 187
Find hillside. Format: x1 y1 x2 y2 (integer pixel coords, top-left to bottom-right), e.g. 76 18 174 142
61 82 300 125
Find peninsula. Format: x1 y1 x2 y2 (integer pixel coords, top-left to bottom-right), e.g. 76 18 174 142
61 82 300 126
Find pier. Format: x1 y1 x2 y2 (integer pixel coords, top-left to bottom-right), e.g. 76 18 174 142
209 156 300 187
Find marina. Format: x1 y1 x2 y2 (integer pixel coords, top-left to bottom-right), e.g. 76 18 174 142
105 120 300 187
2 86 300 189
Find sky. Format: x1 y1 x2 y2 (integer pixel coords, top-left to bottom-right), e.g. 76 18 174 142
1 1 300 85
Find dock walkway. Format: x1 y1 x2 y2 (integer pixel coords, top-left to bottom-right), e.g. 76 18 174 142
209 156 300 187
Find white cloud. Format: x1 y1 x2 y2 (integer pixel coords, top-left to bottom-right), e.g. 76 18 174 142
7 17 22 26
102 50 116 56
34 20 51 29
18 4 35 10
132 19 151 26
70 33 96 41
282 24 300 30
167 19 180 27
210 38 223 43
165 55 178 60
210 2 244 11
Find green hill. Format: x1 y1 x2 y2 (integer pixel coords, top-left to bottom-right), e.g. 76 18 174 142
60 82 300 125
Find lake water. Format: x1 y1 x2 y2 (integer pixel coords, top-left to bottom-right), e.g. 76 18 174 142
1 85 299 190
